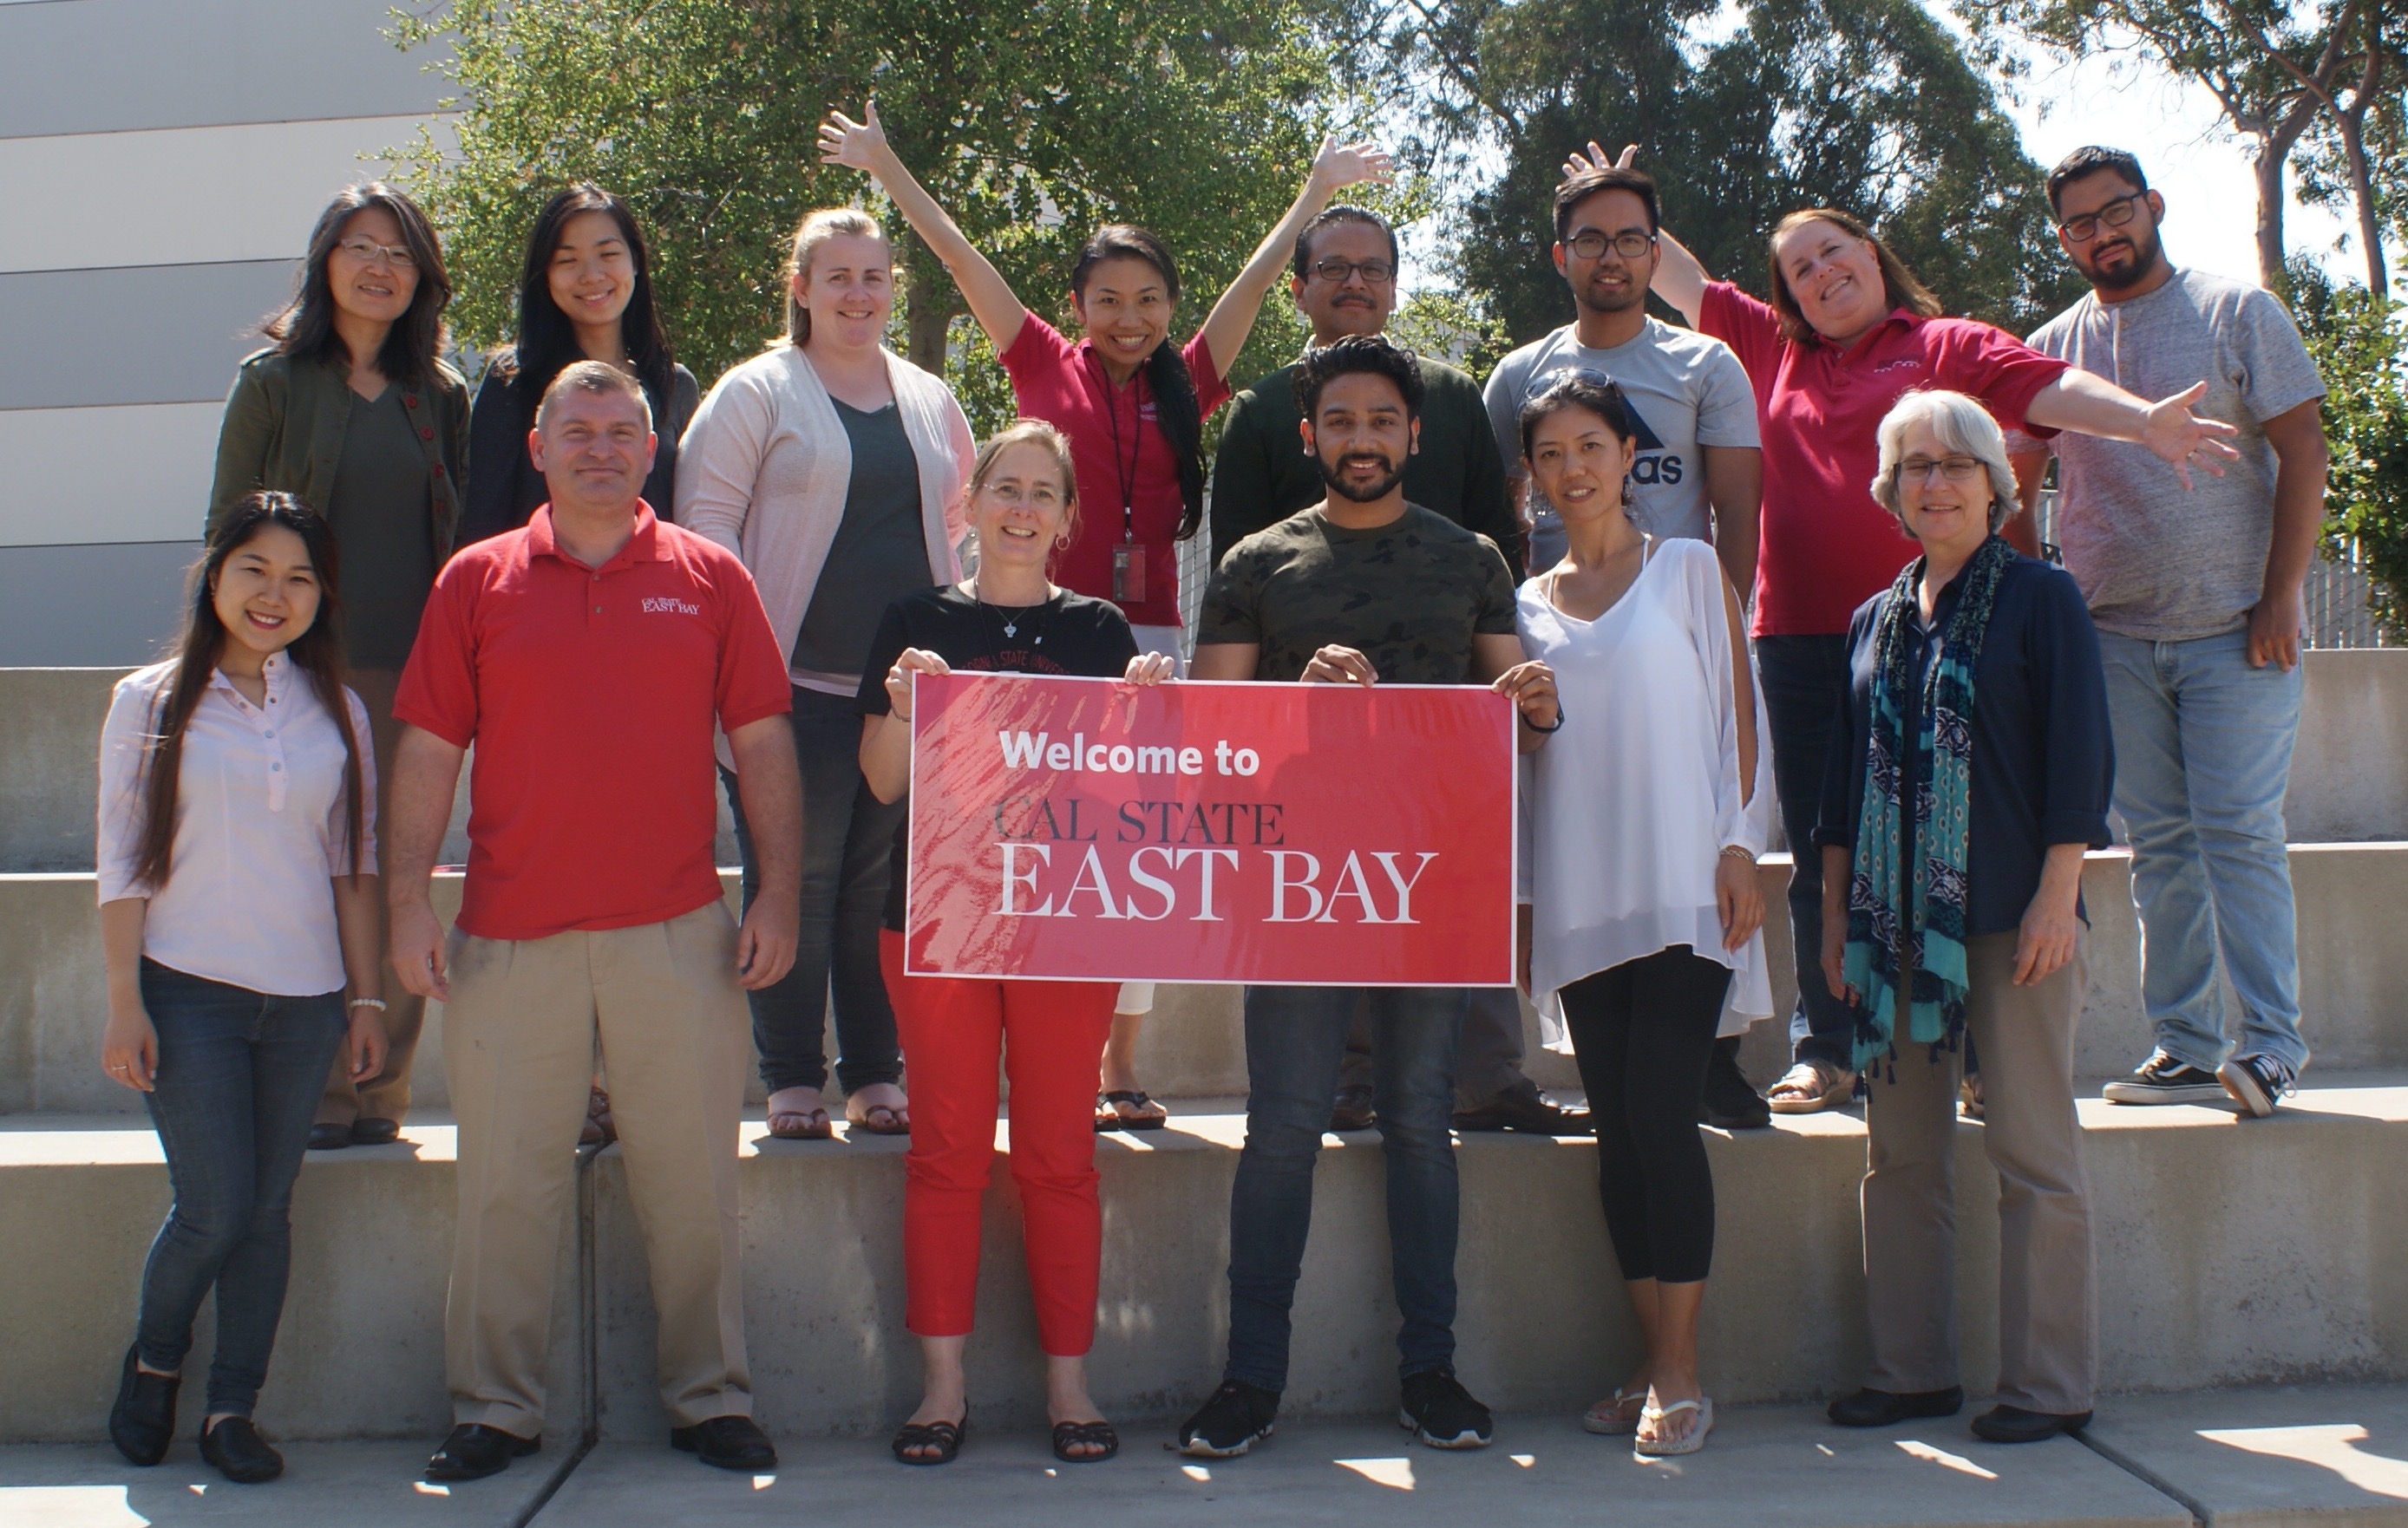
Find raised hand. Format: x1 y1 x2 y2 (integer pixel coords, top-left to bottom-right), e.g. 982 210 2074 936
818 101 890 173
1561 140 1639 179
2141 381 2242 490
1308 135 1397 197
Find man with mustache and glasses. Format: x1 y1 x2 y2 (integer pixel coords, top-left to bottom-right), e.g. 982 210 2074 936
2008 147 2328 1119
1179 335 1560 1460
1215 206 1574 1140
1483 162 1772 1130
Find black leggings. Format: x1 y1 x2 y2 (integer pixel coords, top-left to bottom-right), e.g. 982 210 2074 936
1561 945 1731 1284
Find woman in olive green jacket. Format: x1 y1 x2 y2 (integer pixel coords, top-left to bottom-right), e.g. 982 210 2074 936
208 180 467 1151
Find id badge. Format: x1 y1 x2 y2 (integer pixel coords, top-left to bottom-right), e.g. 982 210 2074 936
1113 539 1148 604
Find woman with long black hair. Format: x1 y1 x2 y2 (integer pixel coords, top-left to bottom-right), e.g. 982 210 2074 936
821 100 1390 1127
207 181 463 1152
461 182 701 542
99 493 388 1484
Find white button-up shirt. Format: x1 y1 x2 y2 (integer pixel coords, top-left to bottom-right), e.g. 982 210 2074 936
96 653 377 996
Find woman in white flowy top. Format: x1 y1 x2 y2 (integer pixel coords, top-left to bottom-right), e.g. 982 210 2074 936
1514 372 1770 1459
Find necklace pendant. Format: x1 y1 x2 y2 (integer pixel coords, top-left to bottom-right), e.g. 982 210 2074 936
1003 622 1018 638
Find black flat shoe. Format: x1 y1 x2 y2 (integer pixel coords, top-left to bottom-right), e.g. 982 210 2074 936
892 1413 966 1466
1828 1386 1965 1427
306 1123 353 1152
1052 1419 1119 1463
199 1415 283 1483
671 1414 777 1471
108 1346 179 1466
425 1423 539 1481
1972 1404 2091 1443
350 1117 401 1146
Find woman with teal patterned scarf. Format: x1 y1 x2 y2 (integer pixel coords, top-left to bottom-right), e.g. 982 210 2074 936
1813 391 2116 1447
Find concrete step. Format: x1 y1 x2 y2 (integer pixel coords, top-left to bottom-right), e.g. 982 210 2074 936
10 846 2406 1118
10 651 2408 874
6 1079 2402 1446
8 1386 2399 1527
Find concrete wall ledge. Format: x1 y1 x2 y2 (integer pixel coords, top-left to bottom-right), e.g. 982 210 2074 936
6 1079 2402 1444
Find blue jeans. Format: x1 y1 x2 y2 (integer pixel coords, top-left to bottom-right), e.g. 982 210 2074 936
2097 629 2307 1073
133 960 345 1417
1224 985 1467 1393
1755 634 1859 1071
723 685 906 1096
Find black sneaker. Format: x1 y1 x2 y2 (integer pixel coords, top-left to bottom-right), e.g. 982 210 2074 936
2100 1050 2226 1105
1701 1039 1771 1129
1398 1368 1493 1449
1176 1379 1279 1458
2217 1053 2300 1119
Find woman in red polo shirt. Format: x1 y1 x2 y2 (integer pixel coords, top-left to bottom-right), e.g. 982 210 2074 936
822 100 1390 1126
1561 144 2235 1118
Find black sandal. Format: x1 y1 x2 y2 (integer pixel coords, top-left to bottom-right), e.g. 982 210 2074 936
1052 1420 1119 1463
1095 1091 1168 1133
891 1414 965 1466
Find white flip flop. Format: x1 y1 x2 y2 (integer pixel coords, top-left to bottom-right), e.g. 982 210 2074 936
1633 1396 1713 1457
1581 1386 1646 1436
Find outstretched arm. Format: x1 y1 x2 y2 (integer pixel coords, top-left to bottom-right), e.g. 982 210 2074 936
820 101 1030 352
1566 140 1708 323
2024 374 2241 489
1197 137 1395 379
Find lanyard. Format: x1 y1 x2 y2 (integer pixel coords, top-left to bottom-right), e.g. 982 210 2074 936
1101 356 1142 541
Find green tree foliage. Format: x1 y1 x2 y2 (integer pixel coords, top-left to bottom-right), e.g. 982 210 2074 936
2289 261 2408 637
1363 0 2082 346
396 0 1338 422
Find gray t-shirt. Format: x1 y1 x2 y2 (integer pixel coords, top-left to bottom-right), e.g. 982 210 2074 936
326 385 437 670
790 398 928 684
1483 318 1758 563
2018 268 2325 641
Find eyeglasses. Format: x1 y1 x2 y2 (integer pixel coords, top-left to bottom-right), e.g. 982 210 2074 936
1895 454 1986 484
2058 191 2148 244
1308 258 1395 285
335 237 417 268
1563 230 1655 261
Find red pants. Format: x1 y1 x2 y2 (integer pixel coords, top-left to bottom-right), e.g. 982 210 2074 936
880 929 1117 1355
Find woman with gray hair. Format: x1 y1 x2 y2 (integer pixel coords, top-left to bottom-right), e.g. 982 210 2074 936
1813 389 2115 1445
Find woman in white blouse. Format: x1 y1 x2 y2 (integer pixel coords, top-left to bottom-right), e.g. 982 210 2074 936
96 493 387 1485
1515 373 1771 1459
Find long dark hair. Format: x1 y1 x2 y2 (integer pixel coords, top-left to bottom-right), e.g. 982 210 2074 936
501 183 676 405
1071 225 1206 542
1766 208 1941 349
265 181 452 382
134 493 365 893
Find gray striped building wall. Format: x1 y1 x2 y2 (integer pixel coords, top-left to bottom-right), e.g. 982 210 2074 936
0 0 449 664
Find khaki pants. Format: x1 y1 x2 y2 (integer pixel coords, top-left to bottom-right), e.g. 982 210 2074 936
1862 930 2097 1415
317 667 428 1126
443 901 752 1433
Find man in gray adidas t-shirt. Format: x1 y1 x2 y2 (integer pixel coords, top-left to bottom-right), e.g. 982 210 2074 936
2011 147 2328 1117
1481 162 1771 1132
1482 166 1760 585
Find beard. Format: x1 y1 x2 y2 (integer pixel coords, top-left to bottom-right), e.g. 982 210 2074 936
2081 225 2165 294
1574 271 1646 315
1319 448 1407 504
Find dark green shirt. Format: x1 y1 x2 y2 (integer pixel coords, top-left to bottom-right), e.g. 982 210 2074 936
789 399 929 680
1209 354 1519 576
1198 503 1518 683
324 386 439 669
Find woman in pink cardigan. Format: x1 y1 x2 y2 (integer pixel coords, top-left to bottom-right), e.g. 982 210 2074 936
677 207 976 1140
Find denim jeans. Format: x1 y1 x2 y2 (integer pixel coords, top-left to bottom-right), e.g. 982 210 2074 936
133 960 345 1417
1754 633 1859 1071
2097 629 2307 1073
723 685 906 1096
1224 985 1467 1393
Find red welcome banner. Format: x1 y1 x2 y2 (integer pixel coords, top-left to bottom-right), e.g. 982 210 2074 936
904 674 1515 985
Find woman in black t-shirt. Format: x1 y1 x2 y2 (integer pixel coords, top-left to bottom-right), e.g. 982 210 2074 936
858 421 1168 1468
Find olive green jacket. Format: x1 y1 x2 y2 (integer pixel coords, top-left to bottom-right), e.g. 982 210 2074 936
206 347 472 558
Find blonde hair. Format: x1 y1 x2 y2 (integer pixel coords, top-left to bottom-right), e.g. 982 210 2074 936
1869 389 2019 534
970 420 1082 561
783 206 887 347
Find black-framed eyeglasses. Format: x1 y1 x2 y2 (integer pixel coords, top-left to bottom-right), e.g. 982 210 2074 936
1308 258 1396 285
2058 191 2149 243
1563 230 1655 261
1895 454 1986 484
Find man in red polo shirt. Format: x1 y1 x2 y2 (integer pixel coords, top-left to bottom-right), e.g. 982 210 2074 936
385 362 801 1482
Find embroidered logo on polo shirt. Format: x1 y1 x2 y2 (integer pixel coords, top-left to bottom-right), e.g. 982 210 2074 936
640 596 702 616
